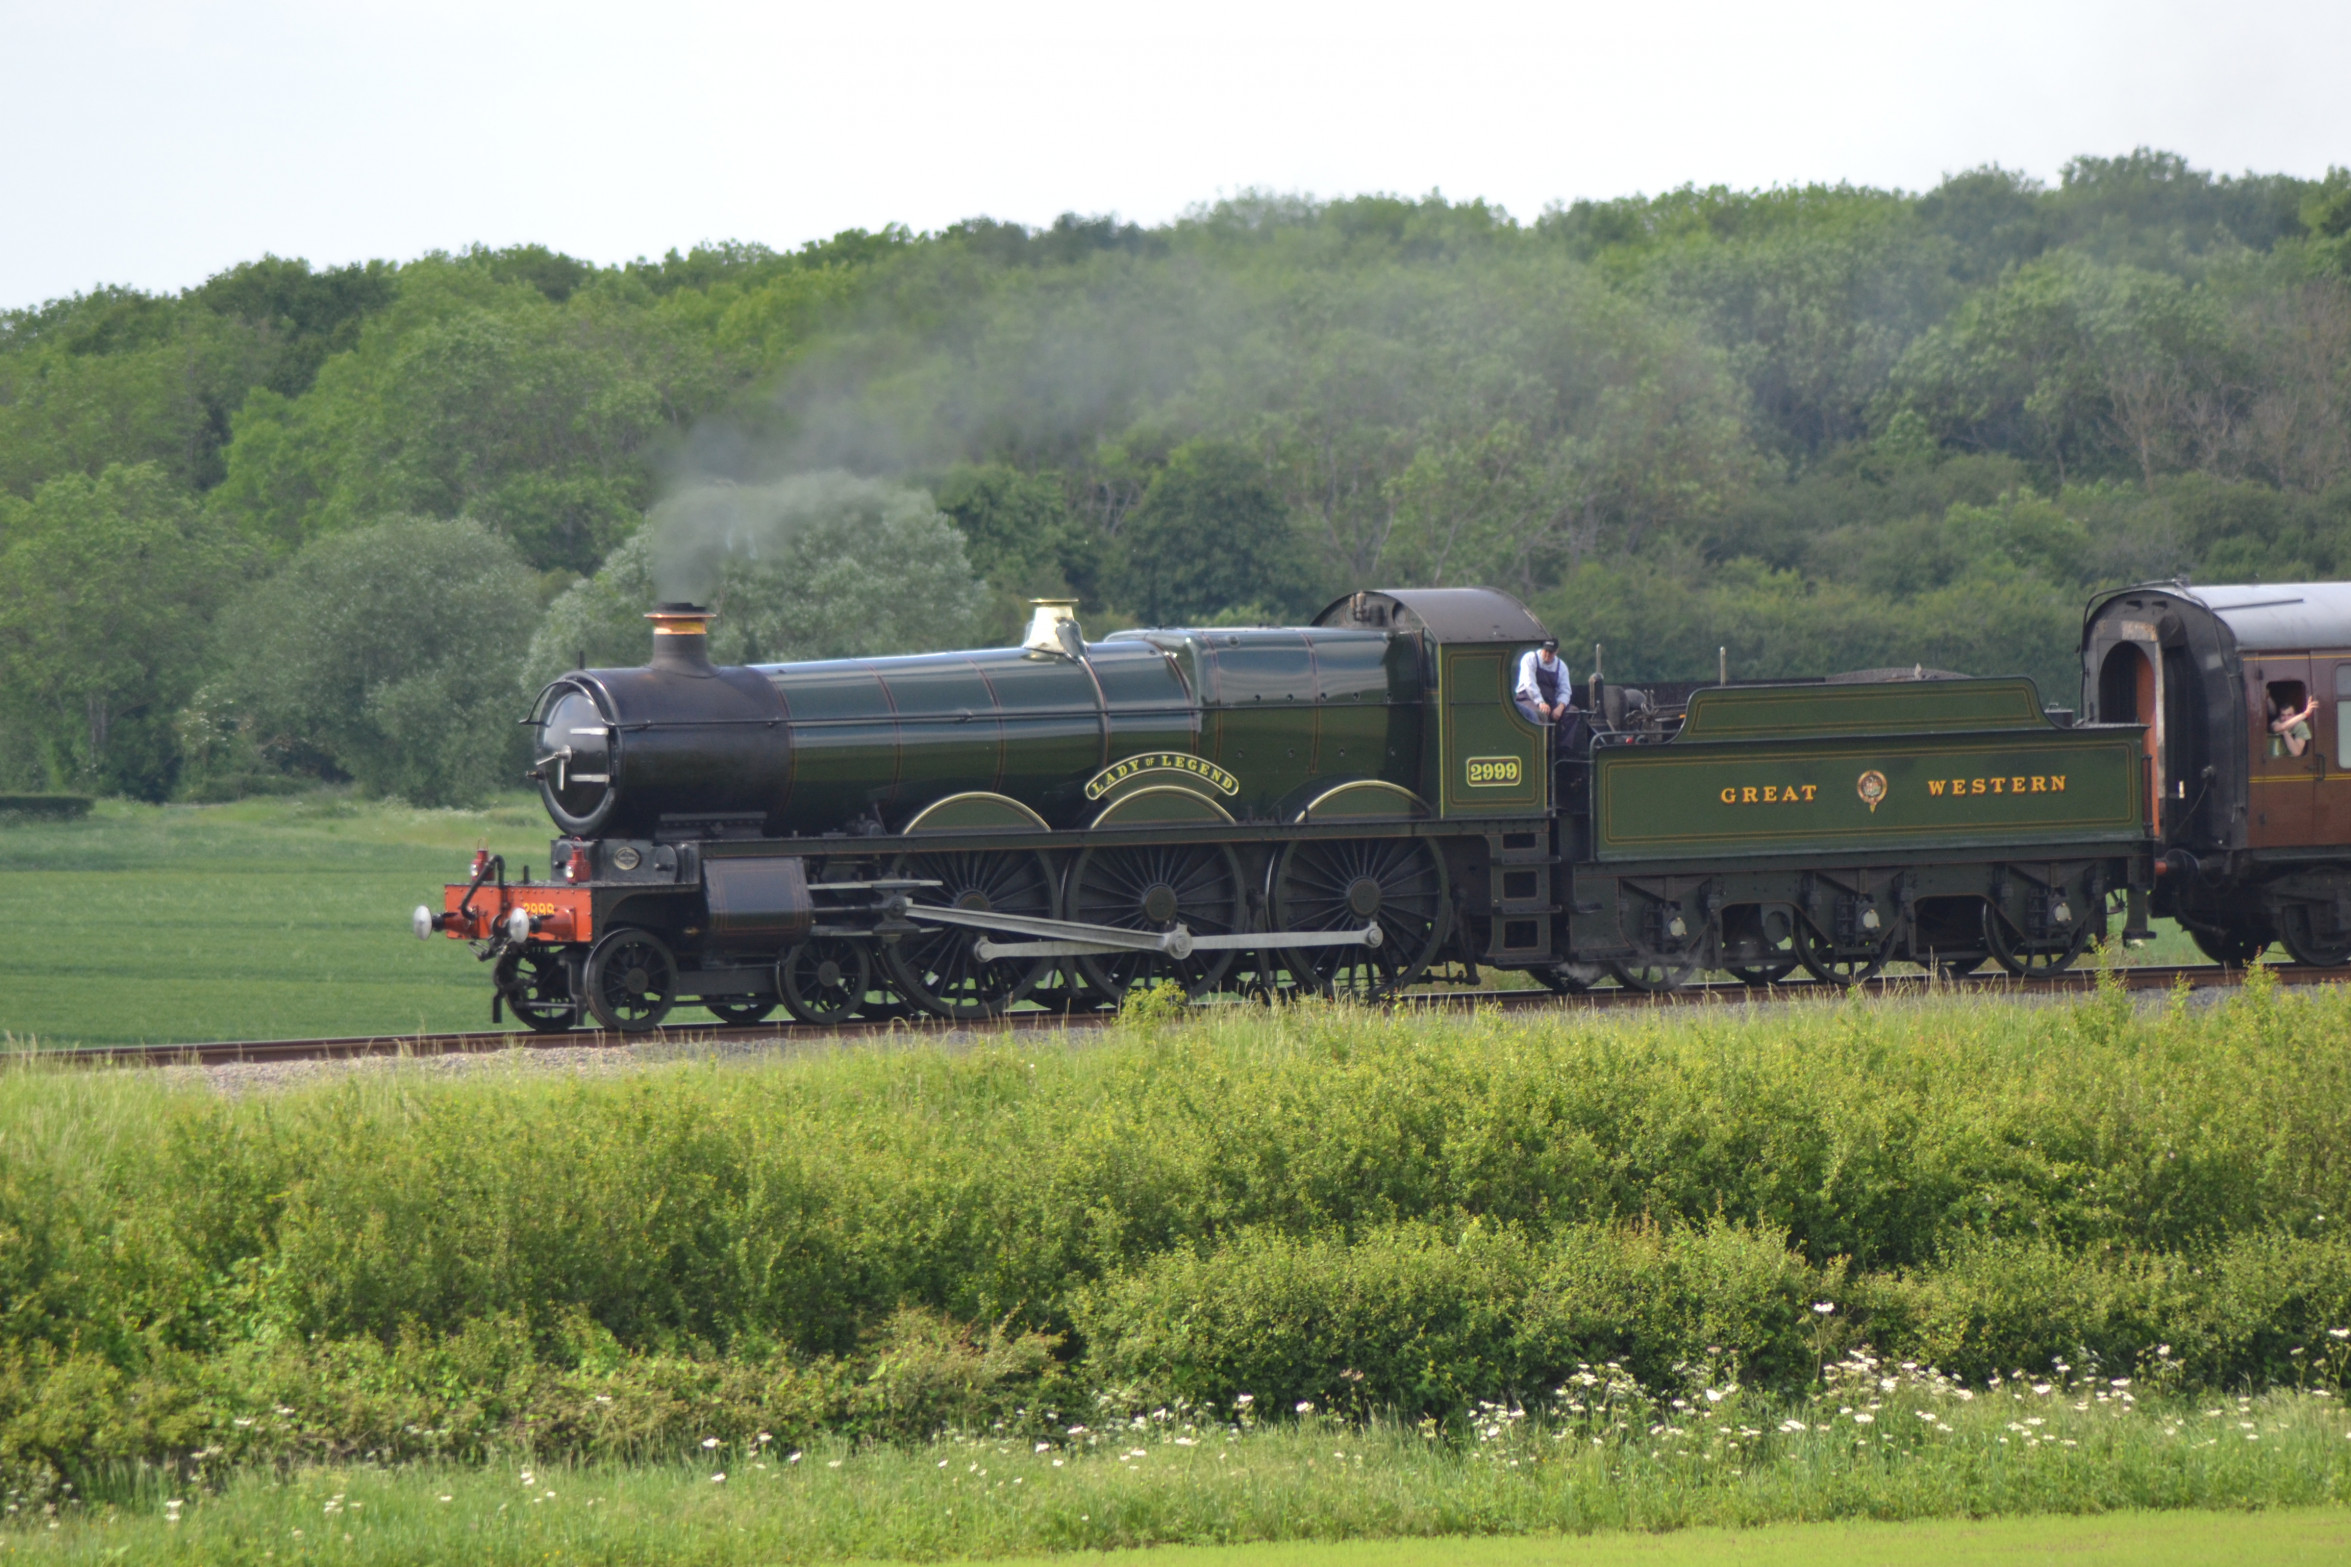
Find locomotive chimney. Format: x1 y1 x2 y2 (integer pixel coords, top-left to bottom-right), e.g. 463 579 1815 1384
646 602 717 676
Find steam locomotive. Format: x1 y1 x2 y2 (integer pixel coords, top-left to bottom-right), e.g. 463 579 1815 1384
413 583 2351 1030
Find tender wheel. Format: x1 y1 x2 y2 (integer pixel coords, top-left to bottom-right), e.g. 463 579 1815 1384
2187 923 2270 967
1528 961 1607 994
885 848 1057 1019
779 937 872 1025
1793 918 1892 986
1720 906 1798 986
1983 900 2095 978
1609 952 1701 992
494 947 578 1033
583 928 679 1032
1912 898 1989 979
1269 837 1449 1000
1066 842 1246 1001
704 998 777 1026
2276 903 2351 967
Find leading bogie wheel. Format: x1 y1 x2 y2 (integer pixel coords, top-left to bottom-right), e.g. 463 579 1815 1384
778 937 873 1025
884 848 1058 1019
1269 836 1448 1000
494 946 579 1033
1065 841 1245 1002
583 928 679 1032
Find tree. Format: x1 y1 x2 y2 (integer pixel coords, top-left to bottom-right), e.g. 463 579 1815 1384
207 259 719 569
217 518 541 806
0 464 248 796
1116 442 1310 624
1885 253 2243 484
933 462 1103 612
523 473 990 691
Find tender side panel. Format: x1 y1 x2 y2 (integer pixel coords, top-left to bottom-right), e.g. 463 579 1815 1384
1594 730 2145 861
1679 678 2050 740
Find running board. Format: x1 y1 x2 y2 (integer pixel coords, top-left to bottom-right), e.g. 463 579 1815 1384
903 903 1381 962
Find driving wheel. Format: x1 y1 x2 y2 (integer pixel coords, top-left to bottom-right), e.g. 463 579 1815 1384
884 848 1057 1018
1269 836 1448 999
494 946 578 1033
1065 841 1245 1001
583 928 679 1032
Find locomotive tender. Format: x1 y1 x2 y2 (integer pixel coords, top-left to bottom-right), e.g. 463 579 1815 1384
413 581 2347 1031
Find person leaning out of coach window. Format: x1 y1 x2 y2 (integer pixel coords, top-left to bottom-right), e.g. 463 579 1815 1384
1516 637 1573 743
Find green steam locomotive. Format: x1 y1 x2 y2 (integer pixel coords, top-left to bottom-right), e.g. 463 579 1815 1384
419 585 2178 1030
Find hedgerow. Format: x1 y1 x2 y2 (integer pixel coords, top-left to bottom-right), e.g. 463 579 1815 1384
1 969 2347 1490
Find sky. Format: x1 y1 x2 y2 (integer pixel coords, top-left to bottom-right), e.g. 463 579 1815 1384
3 0 2346 308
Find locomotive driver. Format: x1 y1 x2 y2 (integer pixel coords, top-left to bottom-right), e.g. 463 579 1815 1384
1515 637 1574 745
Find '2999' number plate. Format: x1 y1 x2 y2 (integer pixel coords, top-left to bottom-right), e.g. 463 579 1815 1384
1465 755 1523 787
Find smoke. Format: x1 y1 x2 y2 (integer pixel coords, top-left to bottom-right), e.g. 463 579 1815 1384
649 472 907 604
651 238 1253 537
640 199 1698 610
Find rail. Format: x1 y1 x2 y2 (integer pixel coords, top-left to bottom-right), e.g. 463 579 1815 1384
13 961 2345 1071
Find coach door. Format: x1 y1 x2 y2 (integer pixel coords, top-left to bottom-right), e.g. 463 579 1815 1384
2248 656 2323 847
2323 661 2351 843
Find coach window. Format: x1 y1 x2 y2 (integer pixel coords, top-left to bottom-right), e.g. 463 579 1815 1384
2267 681 2312 758
2338 665 2351 769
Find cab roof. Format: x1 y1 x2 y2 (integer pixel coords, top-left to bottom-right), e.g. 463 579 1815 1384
1314 588 1550 643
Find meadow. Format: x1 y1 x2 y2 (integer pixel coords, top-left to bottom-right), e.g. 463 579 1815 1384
11 1393 2351 1564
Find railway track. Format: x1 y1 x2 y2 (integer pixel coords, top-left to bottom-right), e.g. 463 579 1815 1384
25 960 2349 1071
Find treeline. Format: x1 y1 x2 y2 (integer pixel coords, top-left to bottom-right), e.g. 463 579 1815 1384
3 150 2348 804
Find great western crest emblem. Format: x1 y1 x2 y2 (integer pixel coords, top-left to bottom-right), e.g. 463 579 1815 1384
1856 769 1889 813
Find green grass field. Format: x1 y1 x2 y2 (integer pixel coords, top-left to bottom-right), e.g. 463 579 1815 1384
1017 1510 2351 1567
0 791 2208 1046
14 1402 2351 1565
0 792 590 1045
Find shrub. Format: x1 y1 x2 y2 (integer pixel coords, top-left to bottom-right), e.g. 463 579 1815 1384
1074 1219 1827 1411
